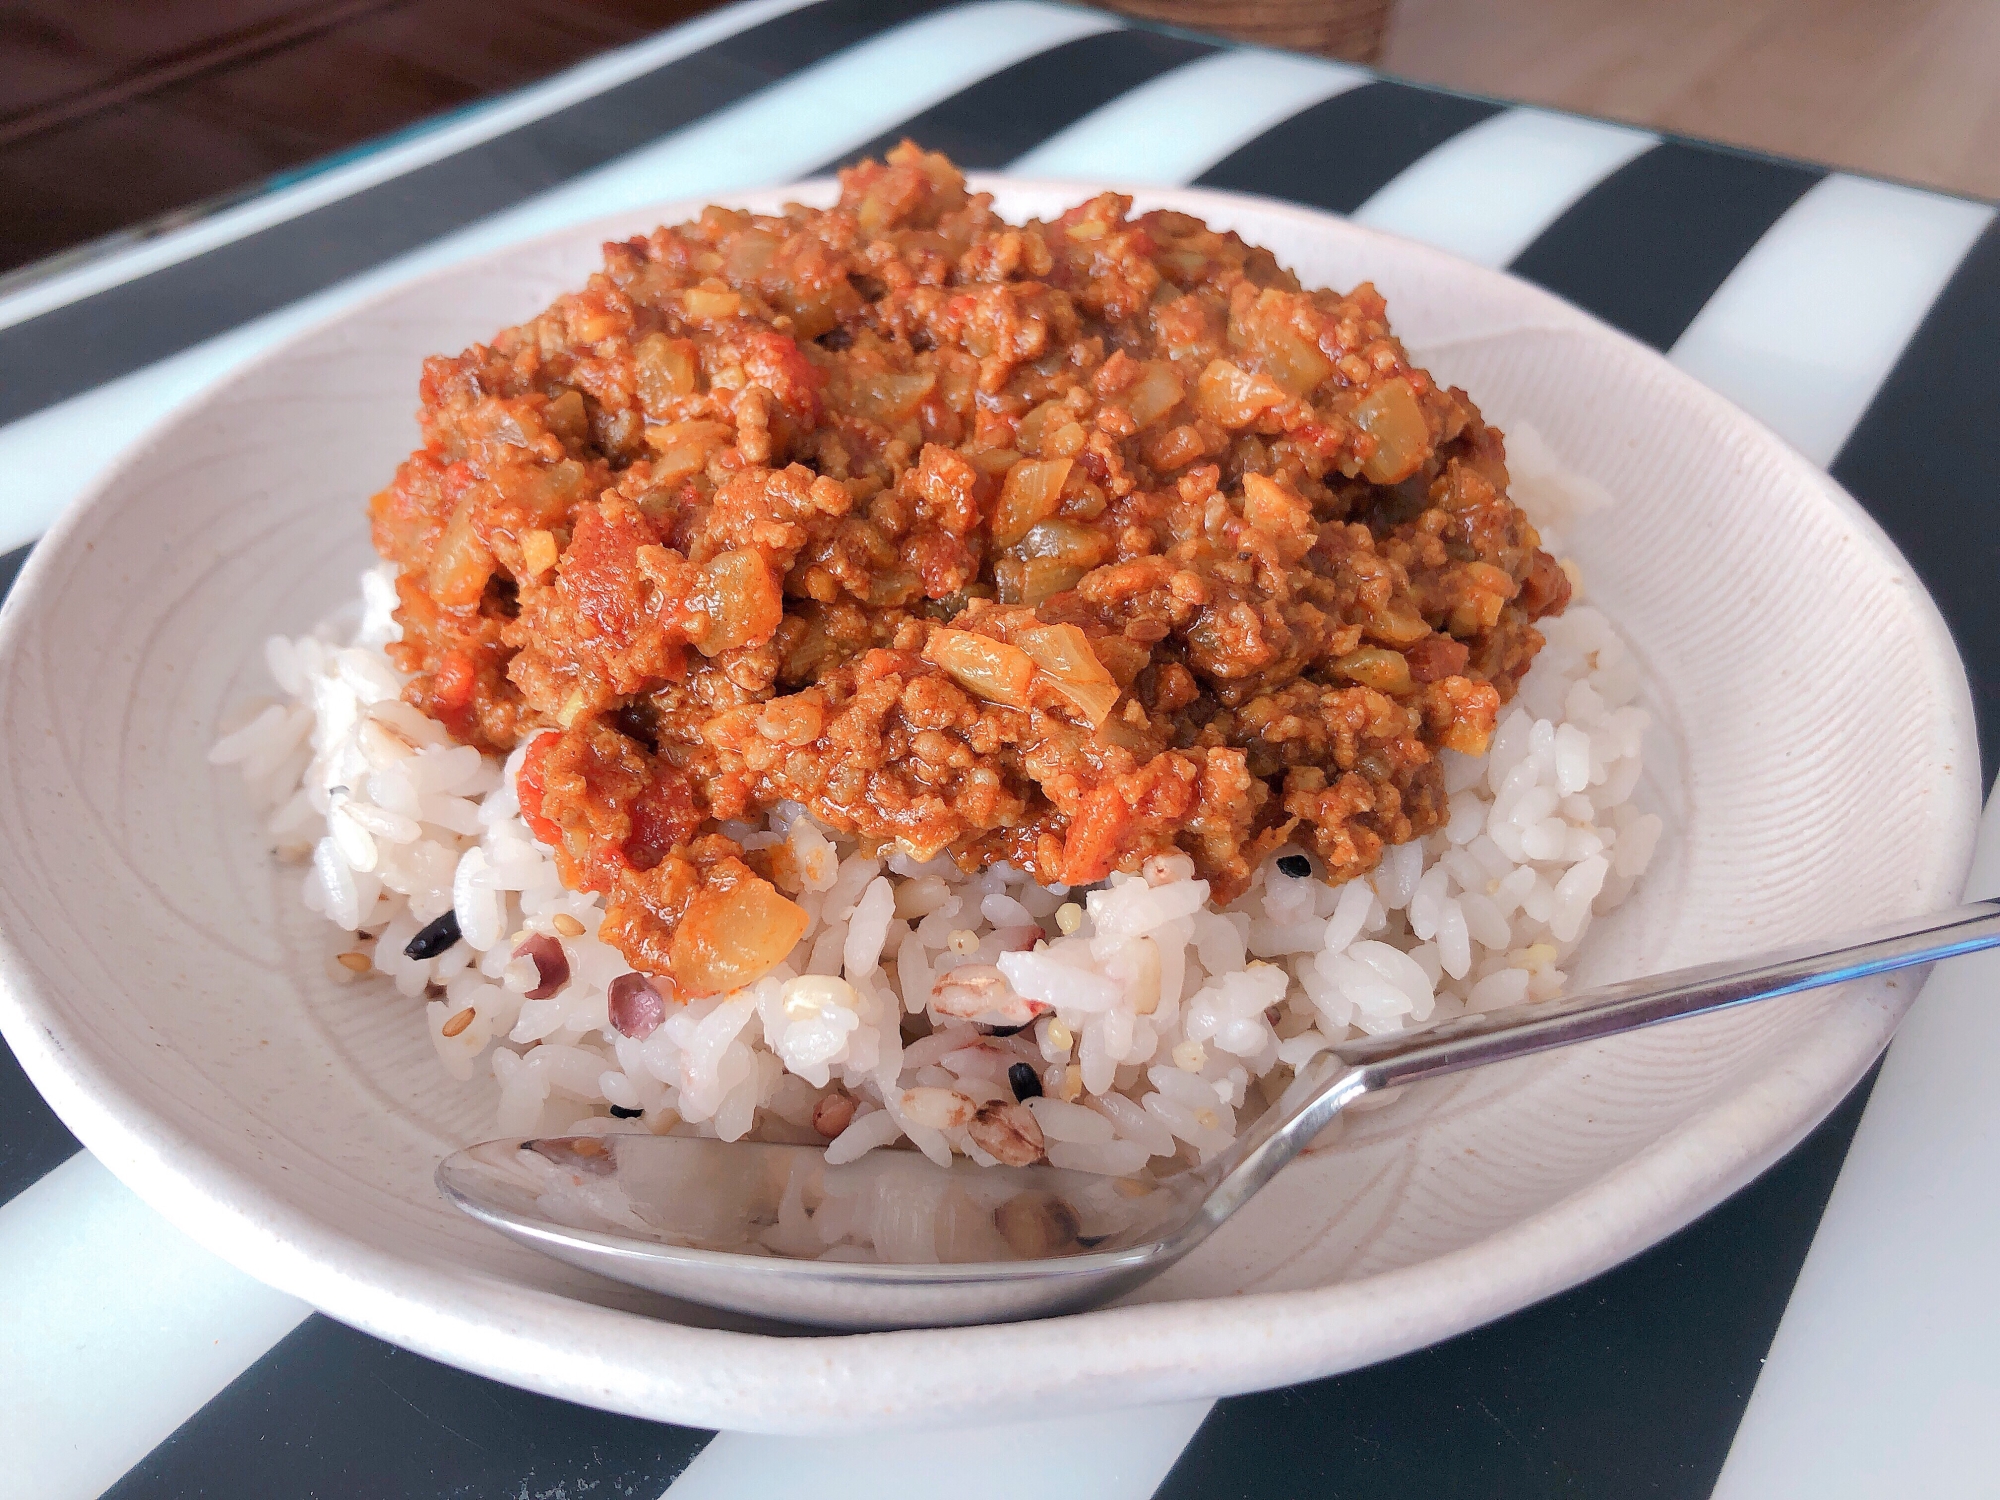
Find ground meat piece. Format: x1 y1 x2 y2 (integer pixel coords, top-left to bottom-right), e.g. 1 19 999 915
518 717 706 893
371 143 1567 985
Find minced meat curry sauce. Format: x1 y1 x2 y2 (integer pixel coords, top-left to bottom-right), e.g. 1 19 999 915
368 146 1569 998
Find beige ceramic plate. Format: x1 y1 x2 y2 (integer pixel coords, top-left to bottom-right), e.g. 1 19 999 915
0 179 1978 1432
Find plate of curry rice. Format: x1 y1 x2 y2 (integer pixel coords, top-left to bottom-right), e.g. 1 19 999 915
0 151 1975 1432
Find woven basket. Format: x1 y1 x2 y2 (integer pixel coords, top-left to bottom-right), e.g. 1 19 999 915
1087 0 1394 62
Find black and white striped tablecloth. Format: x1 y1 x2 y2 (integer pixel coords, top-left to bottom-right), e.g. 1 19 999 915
3 2 1997 1494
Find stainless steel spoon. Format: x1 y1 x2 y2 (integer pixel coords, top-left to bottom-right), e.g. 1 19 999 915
439 898 2000 1330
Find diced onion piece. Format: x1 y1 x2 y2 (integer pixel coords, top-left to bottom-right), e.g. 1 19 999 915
511 459 592 525
681 286 742 321
694 549 784 656
1333 647 1414 695
668 878 809 995
1012 518 1113 566
427 496 495 607
1018 401 1089 459
542 390 588 444
723 230 779 281
773 276 861 340
1230 292 1334 396
1192 359 1288 429
1039 421 1088 459
863 566 920 610
1353 377 1429 484
1015 399 1069 456
1122 360 1185 428
992 458 1073 547
1367 603 1434 646
925 629 1037 709
997 556 1088 607
633 333 700 408
644 420 732 482
1017 624 1121 727
852 369 937 424
1016 624 1112 684
1002 519 1115 607
1048 676 1121 726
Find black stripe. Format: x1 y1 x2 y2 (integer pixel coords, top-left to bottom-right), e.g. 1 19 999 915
830 28 1219 172
1194 81 1502 215
1158 1065 1882 1500
1 542 84 1206
0 540 29 601
1831 218 2000 785
103 1314 713 1499
1510 141 1821 351
1 1033 81 1206
0 0 947 429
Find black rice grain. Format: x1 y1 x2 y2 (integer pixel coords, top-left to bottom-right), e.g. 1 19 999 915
1008 1061 1043 1101
404 910 462 960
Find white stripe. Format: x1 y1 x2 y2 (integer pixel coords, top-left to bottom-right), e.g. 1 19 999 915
661 1399 1214 1500
1352 109 1657 267
0 1154 309 1500
448 1 1118 249
1710 789 2000 1499
1668 176 1994 466
1007 49 1370 185
0 0 819 332
0 0 1120 557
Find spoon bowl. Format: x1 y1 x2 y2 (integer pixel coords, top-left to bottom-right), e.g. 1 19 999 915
441 899 2000 1329
438 1134 1201 1328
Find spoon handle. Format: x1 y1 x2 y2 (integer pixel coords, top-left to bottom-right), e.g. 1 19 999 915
1338 897 2000 1091
1181 899 2000 1244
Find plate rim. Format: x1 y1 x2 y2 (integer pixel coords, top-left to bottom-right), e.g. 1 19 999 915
0 174 1979 1432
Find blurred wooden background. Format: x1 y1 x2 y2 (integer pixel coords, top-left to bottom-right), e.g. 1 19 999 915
1379 0 2000 204
3 0 1995 279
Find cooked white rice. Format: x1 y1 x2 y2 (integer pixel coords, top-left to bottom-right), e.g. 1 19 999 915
213 427 1661 1178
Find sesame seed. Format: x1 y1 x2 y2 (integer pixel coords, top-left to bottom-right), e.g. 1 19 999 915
552 913 585 937
336 952 371 973
608 1105 644 1119
1008 1061 1042 1101
440 1007 475 1038
1055 902 1083 934
1276 853 1312 878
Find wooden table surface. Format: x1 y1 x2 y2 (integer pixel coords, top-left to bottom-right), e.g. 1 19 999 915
0 0 722 275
